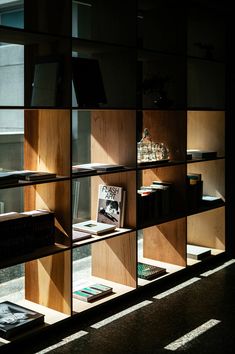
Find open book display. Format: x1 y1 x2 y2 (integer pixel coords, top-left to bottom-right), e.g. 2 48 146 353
97 184 126 228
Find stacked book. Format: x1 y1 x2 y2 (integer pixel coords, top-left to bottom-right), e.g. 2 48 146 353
0 209 55 259
73 283 113 302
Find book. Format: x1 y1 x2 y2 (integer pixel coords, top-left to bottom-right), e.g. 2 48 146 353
73 283 113 302
201 195 223 206
72 163 124 173
22 209 55 248
97 184 125 228
137 262 167 280
24 172 57 181
89 283 113 295
0 301 44 339
72 230 92 242
72 220 116 235
0 212 33 258
187 244 211 260
187 150 217 159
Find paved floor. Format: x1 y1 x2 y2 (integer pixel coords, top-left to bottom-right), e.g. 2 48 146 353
2 256 235 354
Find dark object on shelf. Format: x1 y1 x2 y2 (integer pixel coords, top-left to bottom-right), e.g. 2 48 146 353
0 212 33 257
72 230 92 242
30 56 63 107
187 150 217 159
137 262 167 280
72 57 107 108
137 190 160 227
0 301 44 340
138 159 170 167
73 284 113 302
187 153 193 160
24 172 57 181
22 209 55 248
186 174 203 210
187 244 211 260
0 210 55 259
201 195 223 206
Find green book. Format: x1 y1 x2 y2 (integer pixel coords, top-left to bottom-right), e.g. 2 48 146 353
138 262 166 280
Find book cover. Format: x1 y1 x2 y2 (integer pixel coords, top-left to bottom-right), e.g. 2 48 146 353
73 284 113 302
25 172 57 181
137 262 167 280
72 230 92 242
89 284 113 295
187 244 211 260
0 301 44 339
72 220 116 235
97 184 125 228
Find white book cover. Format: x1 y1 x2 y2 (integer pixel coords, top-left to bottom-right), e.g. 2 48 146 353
73 220 116 235
96 184 124 227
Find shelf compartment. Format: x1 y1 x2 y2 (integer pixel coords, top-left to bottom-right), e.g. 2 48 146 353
141 110 187 162
139 164 187 222
187 159 225 202
72 232 136 313
187 207 225 266
187 110 225 157
25 250 72 315
72 109 136 168
139 217 187 269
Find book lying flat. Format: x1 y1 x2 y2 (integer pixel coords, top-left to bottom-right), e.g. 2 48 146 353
72 220 116 235
187 244 211 260
138 262 167 280
187 150 217 159
72 230 92 242
24 172 57 181
73 283 113 302
72 163 124 172
0 301 44 339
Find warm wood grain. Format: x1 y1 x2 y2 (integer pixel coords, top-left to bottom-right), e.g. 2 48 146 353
91 110 136 165
187 159 225 197
24 109 71 175
187 111 225 156
25 251 72 315
187 207 225 249
143 110 187 161
91 232 137 287
143 218 187 267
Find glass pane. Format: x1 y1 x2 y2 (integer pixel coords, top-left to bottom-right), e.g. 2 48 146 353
0 43 24 106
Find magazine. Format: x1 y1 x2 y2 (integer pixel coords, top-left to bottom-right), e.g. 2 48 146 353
96 184 125 228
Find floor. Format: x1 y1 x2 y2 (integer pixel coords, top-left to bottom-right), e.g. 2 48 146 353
2 256 235 354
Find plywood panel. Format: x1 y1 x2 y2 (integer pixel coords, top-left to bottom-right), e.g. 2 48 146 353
187 110 225 156
25 251 72 315
187 159 225 197
143 219 187 266
143 110 187 161
91 110 136 165
91 232 137 288
24 109 71 176
187 207 225 249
